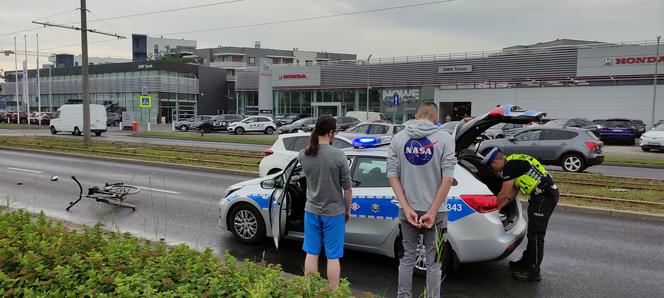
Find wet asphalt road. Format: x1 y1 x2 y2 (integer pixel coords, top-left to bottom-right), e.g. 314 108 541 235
1 150 663 297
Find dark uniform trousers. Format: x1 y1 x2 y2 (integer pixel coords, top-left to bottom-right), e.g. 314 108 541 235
523 187 559 273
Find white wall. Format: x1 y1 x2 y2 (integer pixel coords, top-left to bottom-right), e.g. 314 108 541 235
147 37 197 57
435 85 664 126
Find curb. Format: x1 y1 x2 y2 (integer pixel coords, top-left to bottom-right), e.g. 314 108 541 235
0 146 259 177
126 134 276 147
602 162 664 169
521 200 664 222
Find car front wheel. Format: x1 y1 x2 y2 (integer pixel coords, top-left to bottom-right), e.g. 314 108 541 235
235 127 245 135
228 204 265 245
642 147 650 152
50 126 57 135
73 126 81 136
265 127 275 135
561 153 586 172
179 125 189 132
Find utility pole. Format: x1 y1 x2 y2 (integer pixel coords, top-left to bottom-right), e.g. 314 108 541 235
366 54 372 120
14 37 19 122
80 0 91 145
36 33 41 125
652 36 661 128
24 35 30 124
33 0 125 147
49 67 52 112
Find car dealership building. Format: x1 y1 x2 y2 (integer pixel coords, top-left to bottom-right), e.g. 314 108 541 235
235 39 664 126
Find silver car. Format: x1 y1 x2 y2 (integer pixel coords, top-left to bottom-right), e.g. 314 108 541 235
477 127 604 172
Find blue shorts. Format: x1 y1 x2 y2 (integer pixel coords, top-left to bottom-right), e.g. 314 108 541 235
303 211 346 260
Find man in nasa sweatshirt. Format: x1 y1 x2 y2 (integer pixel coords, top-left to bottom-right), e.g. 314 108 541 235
387 102 456 298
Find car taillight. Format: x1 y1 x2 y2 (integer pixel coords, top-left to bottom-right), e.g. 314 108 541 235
460 195 498 213
263 149 273 157
584 142 599 151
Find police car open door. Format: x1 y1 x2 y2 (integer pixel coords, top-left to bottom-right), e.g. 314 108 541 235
269 158 298 250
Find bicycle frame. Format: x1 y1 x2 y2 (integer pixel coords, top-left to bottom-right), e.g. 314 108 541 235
66 176 137 211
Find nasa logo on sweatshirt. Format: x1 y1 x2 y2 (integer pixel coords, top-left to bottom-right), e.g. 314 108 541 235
404 137 437 165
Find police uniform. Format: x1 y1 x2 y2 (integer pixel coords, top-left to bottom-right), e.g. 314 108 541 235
502 153 559 278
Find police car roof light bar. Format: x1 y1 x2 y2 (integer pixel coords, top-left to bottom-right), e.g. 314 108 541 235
353 136 379 148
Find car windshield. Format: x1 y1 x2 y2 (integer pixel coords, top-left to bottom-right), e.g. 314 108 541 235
654 124 664 131
286 114 299 119
292 118 311 125
543 119 566 127
604 120 632 128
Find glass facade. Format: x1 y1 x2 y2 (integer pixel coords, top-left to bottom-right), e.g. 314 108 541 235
19 70 198 124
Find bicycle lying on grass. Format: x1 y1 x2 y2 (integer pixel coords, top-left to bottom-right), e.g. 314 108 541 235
66 176 140 211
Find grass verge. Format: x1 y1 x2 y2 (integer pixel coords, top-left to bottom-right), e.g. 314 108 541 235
0 208 352 297
0 123 43 130
131 131 277 145
603 156 664 167
0 136 260 173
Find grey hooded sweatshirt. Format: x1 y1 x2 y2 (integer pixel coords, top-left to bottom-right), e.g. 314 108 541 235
387 119 456 213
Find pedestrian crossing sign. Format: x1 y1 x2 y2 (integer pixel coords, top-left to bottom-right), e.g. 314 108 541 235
139 95 152 108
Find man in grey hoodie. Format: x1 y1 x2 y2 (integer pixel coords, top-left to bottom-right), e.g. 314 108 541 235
387 102 456 298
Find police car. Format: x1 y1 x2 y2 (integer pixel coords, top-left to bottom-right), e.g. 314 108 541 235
227 116 277 135
219 105 545 270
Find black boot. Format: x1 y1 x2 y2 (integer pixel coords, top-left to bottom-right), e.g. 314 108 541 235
508 259 527 271
512 269 541 281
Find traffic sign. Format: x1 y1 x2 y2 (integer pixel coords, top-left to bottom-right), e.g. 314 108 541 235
139 95 152 108
392 92 400 106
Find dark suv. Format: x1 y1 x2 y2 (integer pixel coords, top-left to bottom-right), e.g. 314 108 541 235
631 120 646 137
544 118 599 136
600 118 636 145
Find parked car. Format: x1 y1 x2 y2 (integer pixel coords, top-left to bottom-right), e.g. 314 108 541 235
599 118 636 145
640 123 664 152
343 121 404 136
478 127 604 172
483 123 524 139
212 114 244 131
346 111 387 122
259 132 354 176
656 120 664 127
50 104 107 136
274 113 309 126
175 115 213 132
440 121 460 135
7 112 28 124
227 116 276 135
106 112 122 127
277 117 316 134
543 118 600 136
30 112 54 125
631 119 646 137
221 105 544 271
335 116 360 131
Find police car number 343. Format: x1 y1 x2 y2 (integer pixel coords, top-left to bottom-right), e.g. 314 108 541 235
446 203 463 212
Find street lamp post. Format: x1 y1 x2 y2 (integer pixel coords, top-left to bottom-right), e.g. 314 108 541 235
366 54 372 120
651 36 661 128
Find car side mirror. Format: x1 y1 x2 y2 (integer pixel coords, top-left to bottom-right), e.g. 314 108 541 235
260 178 281 189
508 137 516 142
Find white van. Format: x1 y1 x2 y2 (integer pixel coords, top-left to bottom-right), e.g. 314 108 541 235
346 111 387 122
50 104 107 136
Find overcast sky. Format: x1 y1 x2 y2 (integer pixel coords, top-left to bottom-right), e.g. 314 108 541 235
1 0 662 73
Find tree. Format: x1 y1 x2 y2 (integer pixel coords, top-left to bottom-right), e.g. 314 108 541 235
150 50 196 64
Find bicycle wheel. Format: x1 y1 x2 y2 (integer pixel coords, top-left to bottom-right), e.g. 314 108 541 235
104 184 140 196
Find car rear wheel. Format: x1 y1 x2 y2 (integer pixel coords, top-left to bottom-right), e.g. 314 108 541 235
561 154 586 172
50 126 57 135
113 120 120 126
265 127 275 135
228 204 265 245
235 127 245 135
73 127 81 136
179 125 189 132
94 131 102 137
642 147 650 152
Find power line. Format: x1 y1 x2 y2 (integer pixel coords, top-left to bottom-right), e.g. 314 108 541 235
0 9 77 37
88 9 120 34
162 0 456 36
61 0 243 25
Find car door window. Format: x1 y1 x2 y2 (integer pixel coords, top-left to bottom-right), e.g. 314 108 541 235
352 157 388 187
514 130 542 141
541 129 578 140
351 124 370 134
292 137 310 152
282 137 298 151
369 125 389 134
393 125 405 134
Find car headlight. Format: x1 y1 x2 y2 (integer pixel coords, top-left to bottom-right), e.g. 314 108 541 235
224 186 241 197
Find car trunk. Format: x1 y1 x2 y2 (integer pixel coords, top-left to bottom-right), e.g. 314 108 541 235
453 105 544 230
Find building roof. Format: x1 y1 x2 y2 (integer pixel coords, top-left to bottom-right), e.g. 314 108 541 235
503 39 611 50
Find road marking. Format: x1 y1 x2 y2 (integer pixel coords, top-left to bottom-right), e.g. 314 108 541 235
132 185 180 194
6 167 43 174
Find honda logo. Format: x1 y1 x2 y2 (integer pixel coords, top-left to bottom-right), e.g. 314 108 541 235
604 57 614 65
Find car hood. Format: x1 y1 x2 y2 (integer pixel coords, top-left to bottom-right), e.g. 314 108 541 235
643 131 664 138
227 172 280 192
454 105 546 152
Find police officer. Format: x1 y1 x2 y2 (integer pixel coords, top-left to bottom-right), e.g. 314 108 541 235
482 148 559 281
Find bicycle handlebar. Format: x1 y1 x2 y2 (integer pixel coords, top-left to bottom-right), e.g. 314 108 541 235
66 176 83 211
71 176 82 195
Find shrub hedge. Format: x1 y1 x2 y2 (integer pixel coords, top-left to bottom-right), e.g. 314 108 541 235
0 209 353 297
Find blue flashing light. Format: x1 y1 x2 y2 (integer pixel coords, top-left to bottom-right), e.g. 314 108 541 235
353 136 379 148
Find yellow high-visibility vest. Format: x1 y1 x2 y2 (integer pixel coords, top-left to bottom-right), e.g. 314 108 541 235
506 154 549 196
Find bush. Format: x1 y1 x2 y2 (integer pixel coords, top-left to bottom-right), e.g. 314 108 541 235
0 209 352 297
